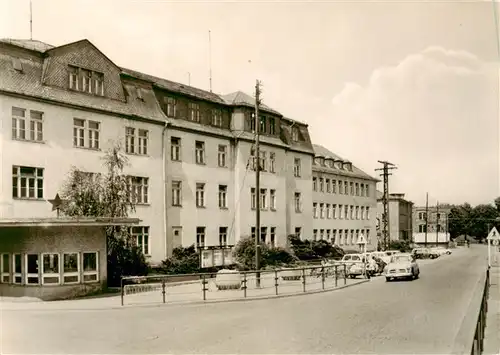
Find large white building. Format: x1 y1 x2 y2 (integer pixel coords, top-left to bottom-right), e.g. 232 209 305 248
0 38 378 264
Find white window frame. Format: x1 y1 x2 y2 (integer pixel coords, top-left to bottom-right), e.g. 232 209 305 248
189 102 200 122
131 226 150 255
88 120 100 149
82 252 99 283
171 137 181 161
172 180 182 206
350 206 354 219
94 73 104 96
260 226 267 243
270 227 276 247
219 185 227 209
13 253 22 284
25 253 40 285
219 227 228 246
129 176 149 205
319 178 324 192
313 177 317 191
126 127 148 155
320 229 324 240
260 188 267 210
313 203 318 218
294 158 301 177
294 192 302 213
361 206 365 220
29 110 44 142
195 141 205 164
1 253 11 283
218 145 227 167
326 204 331 219
326 179 330 193
365 184 370 197
269 152 276 173
292 127 299 141
196 183 205 208
12 165 44 199
251 188 256 210
366 207 371 220
355 183 359 196
295 227 302 238
270 189 276 210
212 109 223 126
320 203 325 219
313 229 318 241
73 118 85 147
259 151 267 171
196 227 206 248
11 107 27 140
125 127 136 154
166 97 176 117
333 204 337 219
332 180 337 193
41 253 61 285
63 252 80 285
356 206 359 220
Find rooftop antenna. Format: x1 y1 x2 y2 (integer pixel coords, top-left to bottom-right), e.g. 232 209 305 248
30 0 33 40
208 30 212 92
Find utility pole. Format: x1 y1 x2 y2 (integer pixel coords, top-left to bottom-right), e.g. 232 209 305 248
425 193 429 247
375 160 397 250
436 201 439 246
254 80 262 288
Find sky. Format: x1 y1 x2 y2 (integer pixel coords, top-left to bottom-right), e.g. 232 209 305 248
1 0 499 207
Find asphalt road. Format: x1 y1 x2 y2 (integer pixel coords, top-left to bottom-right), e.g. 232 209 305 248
1 246 488 354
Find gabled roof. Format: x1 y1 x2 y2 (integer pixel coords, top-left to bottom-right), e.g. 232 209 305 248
0 38 54 52
312 144 378 181
221 91 281 115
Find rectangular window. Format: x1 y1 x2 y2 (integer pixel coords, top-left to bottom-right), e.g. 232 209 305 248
269 152 276 173
83 252 98 282
269 117 276 135
333 204 337 219
73 118 85 147
350 182 354 195
326 179 331 193
11 107 27 140
82 69 92 93
313 177 317 191
270 227 276 247
270 189 276 210
219 185 227 208
26 254 39 285
126 127 148 155
251 226 256 239
345 205 349 219
294 158 301 177
218 145 227 167
260 189 267 210
219 227 228 246
69 66 78 90
131 226 150 255
88 121 100 149
313 229 318 241
166 97 177 117
326 204 331 219
42 253 60 285
129 176 149 204
73 118 100 149
251 188 256 210
260 227 267 243
360 184 365 197
196 227 205 248
295 227 302 238
172 181 182 206
63 253 79 284
28 110 44 142
366 184 370 197
313 203 318 218
355 183 360 196
195 141 205 164
338 230 343 246
171 137 181 161
332 180 337 194
344 181 349 195
12 166 44 199
196 183 205 207
366 207 371 220
259 115 266 133
367 230 371 244
94 72 104 96
332 229 337 244
292 127 299 141
189 103 200 122
355 206 359 220
361 206 365 220
294 192 302 213
319 178 324 192
248 112 256 132
350 206 354 219
339 205 343 219
1 254 10 283
13 254 22 284
259 151 267 171
320 229 324 240
212 109 223 127
320 203 325 219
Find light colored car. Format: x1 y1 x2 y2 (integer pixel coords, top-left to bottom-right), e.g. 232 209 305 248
385 253 420 281
371 251 392 264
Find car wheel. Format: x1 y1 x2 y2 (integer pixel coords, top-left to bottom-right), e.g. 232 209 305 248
386 277 391 282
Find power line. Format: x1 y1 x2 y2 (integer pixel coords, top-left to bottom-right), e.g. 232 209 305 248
375 160 397 250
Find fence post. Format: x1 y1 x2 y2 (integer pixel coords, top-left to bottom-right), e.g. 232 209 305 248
202 274 207 301
242 272 247 298
120 277 124 306
274 270 279 295
161 278 166 304
302 267 306 292
321 266 325 290
343 264 347 285
335 265 338 287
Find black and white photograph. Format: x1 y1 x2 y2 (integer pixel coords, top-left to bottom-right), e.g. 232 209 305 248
0 0 499 354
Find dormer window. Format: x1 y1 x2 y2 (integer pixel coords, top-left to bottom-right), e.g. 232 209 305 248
319 157 325 166
335 160 343 169
328 159 335 168
343 162 353 171
314 157 322 165
68 65 104 97
212 109 222 127
189 103 201 122
12 57 23 72
292 126 299 141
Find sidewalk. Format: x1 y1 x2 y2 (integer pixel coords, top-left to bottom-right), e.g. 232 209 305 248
484 265 500 355
0 272 369 311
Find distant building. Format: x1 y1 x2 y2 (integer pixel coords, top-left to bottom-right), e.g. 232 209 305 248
413 205 452 235
311 145 379 251
376 192 414 243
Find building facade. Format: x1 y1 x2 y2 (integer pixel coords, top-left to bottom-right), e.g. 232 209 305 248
0 38 316 265
376 192 414 242
413 205 452 235
311 145 379 251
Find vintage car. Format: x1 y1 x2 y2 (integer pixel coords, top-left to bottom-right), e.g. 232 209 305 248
347 261 366 278
371 251 392 264
385 253 420 281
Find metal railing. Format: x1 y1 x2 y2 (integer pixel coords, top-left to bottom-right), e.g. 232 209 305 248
120 263 361 306
470 267 490 355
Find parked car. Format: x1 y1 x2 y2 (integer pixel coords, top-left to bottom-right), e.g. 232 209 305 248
347 262 365 278
385 253 420 281
371 251 392 264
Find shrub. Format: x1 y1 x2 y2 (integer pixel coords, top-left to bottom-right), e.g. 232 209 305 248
288 235 345 260
160 245 200 275
107 236 149 287
388 240 412 253
234 236 297 270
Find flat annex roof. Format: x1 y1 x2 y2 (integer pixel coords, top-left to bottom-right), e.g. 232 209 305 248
0 217 142 227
